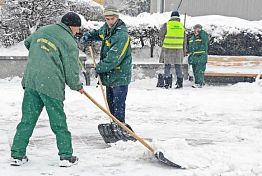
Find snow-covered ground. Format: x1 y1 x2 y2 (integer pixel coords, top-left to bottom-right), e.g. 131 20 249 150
0 77 262 176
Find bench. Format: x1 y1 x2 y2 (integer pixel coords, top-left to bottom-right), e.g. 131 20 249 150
204 73 261 84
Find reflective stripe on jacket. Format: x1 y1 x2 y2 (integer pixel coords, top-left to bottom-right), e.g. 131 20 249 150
162 20 185 49
188 30 209 64
83 19 132 87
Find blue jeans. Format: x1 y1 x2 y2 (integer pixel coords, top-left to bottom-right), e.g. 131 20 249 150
106 85 128 123
164 64 183 79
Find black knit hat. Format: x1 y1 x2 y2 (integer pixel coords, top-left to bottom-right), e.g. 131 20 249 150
171 11 180 17
61 12 81 27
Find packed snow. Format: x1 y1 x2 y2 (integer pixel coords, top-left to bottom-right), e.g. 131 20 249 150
0 77 262 176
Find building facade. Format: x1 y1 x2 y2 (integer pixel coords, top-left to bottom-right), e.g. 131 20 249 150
150 0 262 21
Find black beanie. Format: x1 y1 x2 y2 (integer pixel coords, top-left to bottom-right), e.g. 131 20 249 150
171 11 180 17
61 12 81 27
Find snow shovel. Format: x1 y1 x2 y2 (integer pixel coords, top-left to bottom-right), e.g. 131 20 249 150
88 46 136 143
82 90 184 168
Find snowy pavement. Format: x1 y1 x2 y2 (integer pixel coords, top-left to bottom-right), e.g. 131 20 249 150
1 78 262 176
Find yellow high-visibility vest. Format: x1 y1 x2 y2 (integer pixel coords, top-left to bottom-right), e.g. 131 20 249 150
163 20 185 49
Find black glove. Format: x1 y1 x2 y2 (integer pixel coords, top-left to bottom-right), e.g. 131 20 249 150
79 33 92 52
80 35 89 45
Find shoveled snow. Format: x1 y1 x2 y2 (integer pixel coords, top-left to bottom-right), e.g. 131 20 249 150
0 42 28 56
0 77 262 175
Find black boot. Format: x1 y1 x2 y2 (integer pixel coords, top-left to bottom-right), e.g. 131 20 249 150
189 76 194 82
156 73 164 88
59 156 79 167
175 77 183 89
164 74 172 89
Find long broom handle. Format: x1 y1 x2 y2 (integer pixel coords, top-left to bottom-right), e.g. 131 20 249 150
184 13 187 28
88 46 110 112
82 90 155 153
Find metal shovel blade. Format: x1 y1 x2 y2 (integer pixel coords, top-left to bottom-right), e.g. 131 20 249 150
98 123 136 144
155 151 184 169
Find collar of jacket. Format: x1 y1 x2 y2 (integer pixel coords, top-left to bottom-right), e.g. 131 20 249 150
168 18 180 22
104 19 125 38
56 22 75 40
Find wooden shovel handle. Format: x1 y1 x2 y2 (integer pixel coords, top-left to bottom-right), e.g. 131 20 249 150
88 46 110 112
82 90 155 154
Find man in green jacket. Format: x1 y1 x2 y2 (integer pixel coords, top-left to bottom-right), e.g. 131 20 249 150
188 24 209 88
10 12 84 167
81 6 132 124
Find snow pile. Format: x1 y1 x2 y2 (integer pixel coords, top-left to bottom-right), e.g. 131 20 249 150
0 42 28 56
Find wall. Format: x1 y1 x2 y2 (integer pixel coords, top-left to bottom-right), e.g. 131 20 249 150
0 57 27 79
150 0 262 21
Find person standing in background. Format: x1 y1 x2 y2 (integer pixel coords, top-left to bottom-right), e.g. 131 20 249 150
157 11 186 89
188 24 209 88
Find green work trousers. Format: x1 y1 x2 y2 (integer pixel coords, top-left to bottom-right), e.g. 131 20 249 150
192 62 207 85
11 88 73 158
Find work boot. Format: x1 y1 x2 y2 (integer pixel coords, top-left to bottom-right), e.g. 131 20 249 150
189 76 194 82
59 156 79 167
164 74 172 89
156 73 164 88
175 77 183 89
10 156 29 166
192 84 203 88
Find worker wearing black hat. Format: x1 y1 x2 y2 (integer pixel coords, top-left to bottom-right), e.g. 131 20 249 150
157 11 186 89
10 12 84 167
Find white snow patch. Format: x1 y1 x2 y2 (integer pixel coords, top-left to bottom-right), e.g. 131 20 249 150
0 77 262 175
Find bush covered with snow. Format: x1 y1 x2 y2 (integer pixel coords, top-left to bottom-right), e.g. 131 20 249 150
208 31 262 56
0 0 102 47
1 1 262 56
123 14 262 56
0 0 68 47
105 0 150 17
68 0 103 21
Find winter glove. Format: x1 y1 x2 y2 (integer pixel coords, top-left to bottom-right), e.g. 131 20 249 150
79 33 91 52
80 35 89 45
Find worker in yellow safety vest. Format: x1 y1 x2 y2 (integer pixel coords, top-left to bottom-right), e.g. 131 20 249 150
157 11 186 89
